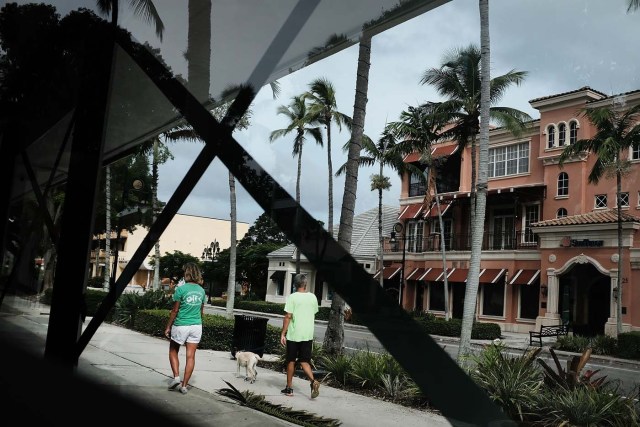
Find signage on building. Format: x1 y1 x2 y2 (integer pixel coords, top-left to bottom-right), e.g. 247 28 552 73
560 236 604 247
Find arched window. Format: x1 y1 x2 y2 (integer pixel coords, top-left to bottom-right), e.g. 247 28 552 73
547 125 555 148
557 208 568 218
557 172 569 196
558 123 566 146
569 120 578 144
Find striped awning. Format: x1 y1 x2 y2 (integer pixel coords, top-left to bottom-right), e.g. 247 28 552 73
425 200 453 217
479 268 507 284
403 144 459 163
405 268 426 281
445 268 468 282
420 268 445 281
509 269 541 285
373 265 402 280
398 204 424 220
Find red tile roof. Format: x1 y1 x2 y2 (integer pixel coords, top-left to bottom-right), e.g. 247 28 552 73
532 209 640 227
529 86 607 103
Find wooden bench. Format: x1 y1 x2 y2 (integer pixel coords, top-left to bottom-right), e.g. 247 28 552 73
529 323 570 346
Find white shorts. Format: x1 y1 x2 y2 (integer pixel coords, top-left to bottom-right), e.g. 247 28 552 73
170 324 202 345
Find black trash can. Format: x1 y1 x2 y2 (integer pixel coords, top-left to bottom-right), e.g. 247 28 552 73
231 314 269 358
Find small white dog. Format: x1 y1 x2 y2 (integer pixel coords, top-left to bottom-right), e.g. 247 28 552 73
235 351 261 384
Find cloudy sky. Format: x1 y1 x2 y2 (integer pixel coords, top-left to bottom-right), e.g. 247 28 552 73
154 0 639 230
23 0 640 231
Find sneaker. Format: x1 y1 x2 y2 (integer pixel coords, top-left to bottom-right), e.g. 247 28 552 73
311 380 320 398
280 386 293 396
168 378 181 390
180 386 188 395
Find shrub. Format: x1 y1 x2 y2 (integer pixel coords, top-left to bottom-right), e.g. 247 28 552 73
616 331 640 360
87 276 104 289
533 385 640 427
318 352 353 386
469 343 543 422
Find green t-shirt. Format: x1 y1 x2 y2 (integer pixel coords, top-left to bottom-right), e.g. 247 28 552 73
284 291 319 342
172 282 205 326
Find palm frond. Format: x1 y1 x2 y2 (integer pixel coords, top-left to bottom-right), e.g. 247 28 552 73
216 380 342 426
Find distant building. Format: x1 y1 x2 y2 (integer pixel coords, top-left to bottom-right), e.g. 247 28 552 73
265 205 398 307
91 213 249 288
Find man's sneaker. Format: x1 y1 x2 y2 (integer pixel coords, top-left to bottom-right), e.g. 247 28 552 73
180 386 188 395
168 378 181 390
311 380 320 398
281 386 293 396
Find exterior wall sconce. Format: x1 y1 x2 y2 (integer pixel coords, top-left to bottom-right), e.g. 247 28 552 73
613 287 619 301
540 284 548 297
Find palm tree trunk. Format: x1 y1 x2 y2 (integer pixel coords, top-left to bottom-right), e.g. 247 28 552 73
152 138 160 290
378 166 384 288
103 165 112 291
433 183 450 321
459 0 490 362
616 171 623 334
326 120 334 233
226 171 238 318
324 31 372 356
295 148 302 273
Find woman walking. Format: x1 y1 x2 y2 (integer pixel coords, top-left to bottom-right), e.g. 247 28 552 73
165 262 206 394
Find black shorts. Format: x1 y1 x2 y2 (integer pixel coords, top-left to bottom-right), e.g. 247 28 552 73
285 340 313 363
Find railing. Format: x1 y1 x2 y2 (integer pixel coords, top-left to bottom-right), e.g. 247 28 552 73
408 182 427 197
385 231 539 253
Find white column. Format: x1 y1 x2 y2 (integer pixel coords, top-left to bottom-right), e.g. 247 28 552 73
605 269 618 336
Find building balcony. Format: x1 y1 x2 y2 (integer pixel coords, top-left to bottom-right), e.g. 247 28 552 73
385 231 539 254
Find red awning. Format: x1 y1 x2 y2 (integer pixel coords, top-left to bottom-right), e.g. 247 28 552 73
426 200 452 217
420 268 444 281
431 144 459 158
373 265 403 280
479 268 507 284
403 144 459 163
398 204 424 220
446 268 468 282
509 269 541 285
403 152 421 163
405 268 426 281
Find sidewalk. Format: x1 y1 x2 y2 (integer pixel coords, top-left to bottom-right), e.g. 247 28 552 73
0 295 454 427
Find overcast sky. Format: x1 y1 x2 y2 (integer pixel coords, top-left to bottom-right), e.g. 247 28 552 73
21 0 640 230
154 0 640 230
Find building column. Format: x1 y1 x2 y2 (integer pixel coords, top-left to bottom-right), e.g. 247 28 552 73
605 269 618 336
536 268 560 329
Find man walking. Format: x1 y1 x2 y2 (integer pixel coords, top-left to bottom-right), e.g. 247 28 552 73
280 273 320 398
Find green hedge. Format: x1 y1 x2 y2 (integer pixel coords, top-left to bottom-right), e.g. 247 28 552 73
134 309 281 355
41 287 114 321
414 317 502 340
616 331 640 359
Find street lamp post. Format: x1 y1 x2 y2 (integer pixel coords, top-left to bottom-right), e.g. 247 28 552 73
390 222 406 307
201 239 220 262
201 240 220 303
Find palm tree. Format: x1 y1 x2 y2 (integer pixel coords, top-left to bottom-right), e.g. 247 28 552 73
323 31 370 356
628 0 640 12
420 45 530 230
458 0 492 362
269 95 323 273
420 43 531 360
304 77 352 234
337 128 414 290
559 102 640 335
96 0 164 291
387 103 451 320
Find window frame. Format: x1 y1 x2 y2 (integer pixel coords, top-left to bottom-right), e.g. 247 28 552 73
488 141 530 178
595 194 607 209
547 125 555 149
558 122 566 147
557 172 569 197
557 208 568 218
